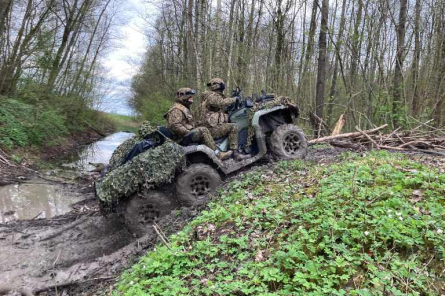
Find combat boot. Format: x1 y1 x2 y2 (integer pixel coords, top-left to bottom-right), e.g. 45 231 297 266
218 150 233 160
232 150 250 161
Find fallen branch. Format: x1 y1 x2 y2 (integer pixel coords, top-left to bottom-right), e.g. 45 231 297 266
309 124 388 144
153 223 171 249
329 140 364 150
0 152 15 167
331 113 346 136
355 126 380 148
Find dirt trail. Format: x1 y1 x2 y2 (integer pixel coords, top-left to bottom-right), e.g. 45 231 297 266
3 146 440 295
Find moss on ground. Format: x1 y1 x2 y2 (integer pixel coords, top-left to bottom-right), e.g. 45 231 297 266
116 151 445 295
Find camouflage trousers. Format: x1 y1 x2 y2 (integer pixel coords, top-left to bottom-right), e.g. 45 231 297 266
209 123 238 150
191 126 217 150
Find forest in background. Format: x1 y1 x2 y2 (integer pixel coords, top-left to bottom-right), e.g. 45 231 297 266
0 0 124 149
131 0 445 131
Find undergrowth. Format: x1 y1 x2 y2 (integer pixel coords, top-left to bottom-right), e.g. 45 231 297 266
0 97 114 149
116 151 445 295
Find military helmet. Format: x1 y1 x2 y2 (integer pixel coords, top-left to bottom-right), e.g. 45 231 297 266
176 87 196 104
138 121 157 138
207 78 225 91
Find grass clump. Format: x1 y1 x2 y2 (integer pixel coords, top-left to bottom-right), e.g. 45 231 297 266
116 151 445 295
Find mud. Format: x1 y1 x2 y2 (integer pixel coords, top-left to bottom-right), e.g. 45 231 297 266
1 145 443 295
0 185 200 295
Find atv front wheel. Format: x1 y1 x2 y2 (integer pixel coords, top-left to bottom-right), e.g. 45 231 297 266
270 124 308 160
124 190 175 236
176 164 221 206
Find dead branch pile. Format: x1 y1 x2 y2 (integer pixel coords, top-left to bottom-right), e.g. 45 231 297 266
309 124 445 156
0 148 16 167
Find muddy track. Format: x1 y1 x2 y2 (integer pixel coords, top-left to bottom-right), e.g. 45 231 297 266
0 146 369 295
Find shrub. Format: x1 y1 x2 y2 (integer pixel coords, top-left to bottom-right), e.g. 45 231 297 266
0 98 67 148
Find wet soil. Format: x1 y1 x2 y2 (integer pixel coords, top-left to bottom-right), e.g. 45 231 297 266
0 182 201 296
0 145 443 295
0 128 105 187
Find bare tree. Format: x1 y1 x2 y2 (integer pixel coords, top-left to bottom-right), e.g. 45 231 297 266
392 0 408 127
314 0 328 132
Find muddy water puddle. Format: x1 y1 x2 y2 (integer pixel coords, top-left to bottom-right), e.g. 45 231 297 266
63 131 134 171
0 183 82 222
1 132 134 222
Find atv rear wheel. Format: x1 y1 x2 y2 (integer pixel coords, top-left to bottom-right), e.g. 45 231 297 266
176 164 221 206
270 124 307 160
124 190 175 236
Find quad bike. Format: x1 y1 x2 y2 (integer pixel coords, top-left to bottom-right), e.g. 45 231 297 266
97 91 307 235
171 91 307 205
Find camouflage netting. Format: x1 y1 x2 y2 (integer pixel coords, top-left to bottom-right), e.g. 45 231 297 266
107 121 160 172
108 137 141 172
96 141 185 204
246 96 291 146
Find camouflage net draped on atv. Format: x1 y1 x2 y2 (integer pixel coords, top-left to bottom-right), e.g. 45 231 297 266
96 122 186 205
107 121 160 172
246 96 292 146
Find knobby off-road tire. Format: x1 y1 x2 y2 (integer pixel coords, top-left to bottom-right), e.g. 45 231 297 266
124 190 168 236
270 124 308 160
176 164 221 207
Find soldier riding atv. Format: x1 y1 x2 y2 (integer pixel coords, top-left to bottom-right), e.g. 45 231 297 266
95 87 307 235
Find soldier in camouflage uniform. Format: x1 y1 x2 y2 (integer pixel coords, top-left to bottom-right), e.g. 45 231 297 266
165 87 232 160
201 78 249 161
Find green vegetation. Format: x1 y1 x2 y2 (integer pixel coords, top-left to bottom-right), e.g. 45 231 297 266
0 98 67 148
130 90 173 127
0 96 113 150
117 151 444 295
104 113 142 133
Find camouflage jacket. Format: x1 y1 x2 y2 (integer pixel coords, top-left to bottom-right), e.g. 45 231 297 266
164 103 195 138
200 91 237 127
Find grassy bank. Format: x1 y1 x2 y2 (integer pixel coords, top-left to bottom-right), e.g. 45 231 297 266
103 113 142 133
0 97 116 151
116 151 444 295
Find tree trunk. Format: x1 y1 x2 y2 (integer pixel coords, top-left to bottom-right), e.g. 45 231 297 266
213 0 223 77
327 0 347 125
315 0 329 132
226 0 237 90
392 0 408 127
187 0 195 85
411 0 421 116
349 0 363 89
0 0 13 36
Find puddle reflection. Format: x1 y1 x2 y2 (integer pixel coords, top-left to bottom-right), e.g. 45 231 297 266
66 132 134 171
0 132 135 222
0 184 82 223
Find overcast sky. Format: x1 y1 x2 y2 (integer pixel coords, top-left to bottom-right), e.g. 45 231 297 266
100 0 148 115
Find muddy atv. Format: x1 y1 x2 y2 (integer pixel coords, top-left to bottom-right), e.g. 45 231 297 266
96 93 307 235
170 93 307 206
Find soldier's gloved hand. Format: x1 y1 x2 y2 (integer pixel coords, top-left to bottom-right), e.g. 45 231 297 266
232 87 241 97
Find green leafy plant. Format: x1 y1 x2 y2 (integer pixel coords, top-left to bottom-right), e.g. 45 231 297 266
116 151 445 295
